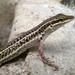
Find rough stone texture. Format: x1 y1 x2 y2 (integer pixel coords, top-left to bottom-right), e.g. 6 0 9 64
0 0 75 75
0 0 16 47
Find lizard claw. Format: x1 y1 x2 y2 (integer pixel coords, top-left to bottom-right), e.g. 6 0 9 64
42 58 59 71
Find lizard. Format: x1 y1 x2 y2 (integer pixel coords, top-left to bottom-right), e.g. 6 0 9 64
0 13 74 70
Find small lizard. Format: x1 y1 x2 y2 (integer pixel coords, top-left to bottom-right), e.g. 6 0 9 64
0 13 74 70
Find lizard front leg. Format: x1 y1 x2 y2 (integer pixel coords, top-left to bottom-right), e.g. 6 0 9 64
38 34 59 71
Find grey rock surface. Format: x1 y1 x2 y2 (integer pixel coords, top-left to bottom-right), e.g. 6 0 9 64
0 0 15 47
0 0 75 75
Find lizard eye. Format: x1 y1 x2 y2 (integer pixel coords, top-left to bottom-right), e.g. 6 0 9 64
59 18 63 21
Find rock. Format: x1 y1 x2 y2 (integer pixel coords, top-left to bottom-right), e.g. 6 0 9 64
0 0 75 75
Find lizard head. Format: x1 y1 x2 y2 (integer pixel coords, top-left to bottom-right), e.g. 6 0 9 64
50 13 75 27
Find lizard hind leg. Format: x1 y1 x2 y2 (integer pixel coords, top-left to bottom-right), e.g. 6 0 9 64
38 38 59 71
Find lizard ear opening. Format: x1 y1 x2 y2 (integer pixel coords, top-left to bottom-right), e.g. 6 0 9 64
38 33 45 41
